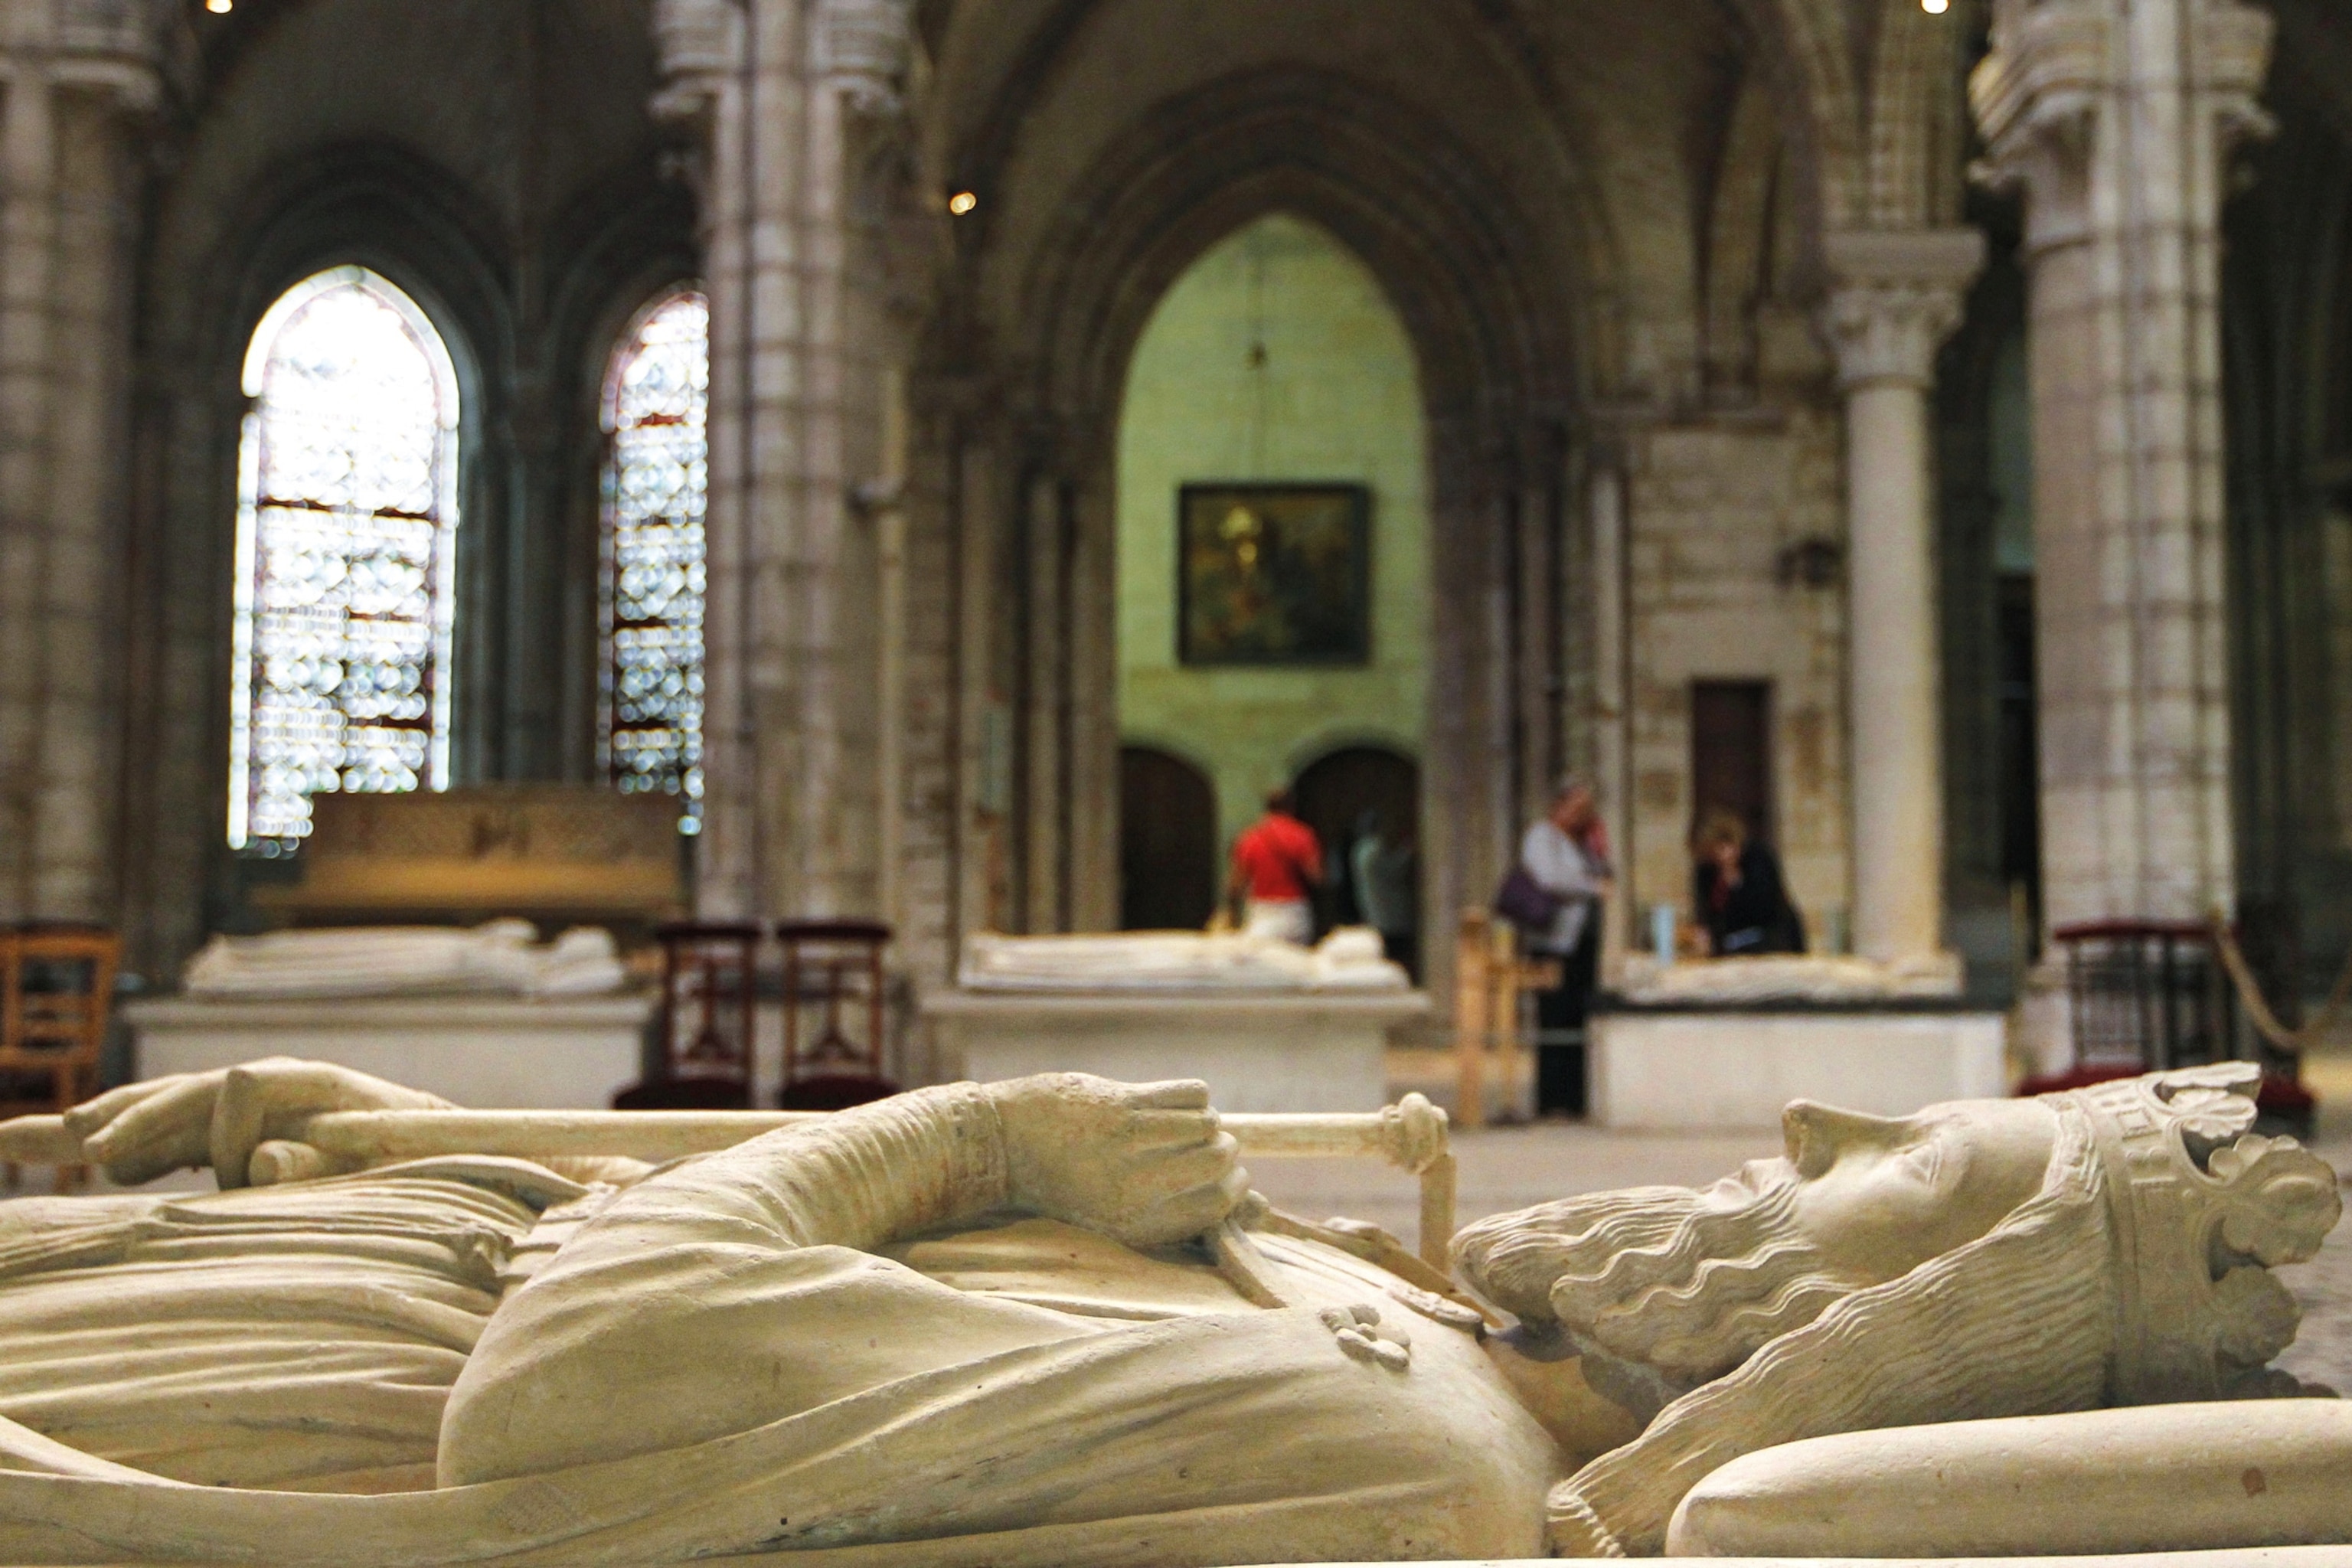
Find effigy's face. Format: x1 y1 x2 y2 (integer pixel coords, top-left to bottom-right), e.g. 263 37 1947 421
1761 1096 2060 1285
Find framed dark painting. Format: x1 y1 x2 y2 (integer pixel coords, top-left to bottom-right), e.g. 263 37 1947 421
1177 483 1371 666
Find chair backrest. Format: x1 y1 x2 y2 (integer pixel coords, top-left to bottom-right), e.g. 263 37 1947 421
776 921 893 1100
2 926 119 1074
652 922 763 1082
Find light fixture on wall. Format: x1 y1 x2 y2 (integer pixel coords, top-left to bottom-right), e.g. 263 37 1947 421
946 190 978 216
204 0 233 13
1921 0 1949 12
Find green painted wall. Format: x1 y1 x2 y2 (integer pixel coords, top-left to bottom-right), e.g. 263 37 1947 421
1117 213 1429 849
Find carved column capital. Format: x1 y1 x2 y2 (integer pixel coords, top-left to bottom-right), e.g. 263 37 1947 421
649 0 741 131
1971 0 2276 256
1820 228 1984 391
44 0 174 116
817 0 914 113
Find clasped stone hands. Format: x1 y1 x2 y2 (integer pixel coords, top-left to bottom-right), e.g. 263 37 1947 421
986 1073 1251 1248
52 1057 452 1188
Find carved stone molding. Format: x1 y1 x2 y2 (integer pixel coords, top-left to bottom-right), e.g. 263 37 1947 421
649 0 740 133
818 0 914 113
1819 228 1984 390
41 0 170 113
1972 0 2276 256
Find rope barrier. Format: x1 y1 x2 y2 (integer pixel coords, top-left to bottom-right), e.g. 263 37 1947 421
2207 908 2352 1056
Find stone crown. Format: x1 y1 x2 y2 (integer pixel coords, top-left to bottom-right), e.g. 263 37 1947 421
2062 1063 2341 1403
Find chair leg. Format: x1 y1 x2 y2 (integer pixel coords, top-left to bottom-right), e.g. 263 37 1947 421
57 1163 88 1194
2 1161 18 1191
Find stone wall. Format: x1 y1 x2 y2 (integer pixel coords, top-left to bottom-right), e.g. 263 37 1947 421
1622 411 1851 944
1116 213 1430 848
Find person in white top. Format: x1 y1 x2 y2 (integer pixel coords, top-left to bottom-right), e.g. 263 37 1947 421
1517 779 1613 1116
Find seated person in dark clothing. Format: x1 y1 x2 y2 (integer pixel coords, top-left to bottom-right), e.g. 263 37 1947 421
1690 809 1805 956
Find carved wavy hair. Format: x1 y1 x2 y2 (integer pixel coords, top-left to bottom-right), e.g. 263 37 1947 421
1454 1161 1857 1390
1547 1104 2114 1557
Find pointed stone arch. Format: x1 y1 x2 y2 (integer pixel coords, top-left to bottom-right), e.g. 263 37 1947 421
916 64 1589 996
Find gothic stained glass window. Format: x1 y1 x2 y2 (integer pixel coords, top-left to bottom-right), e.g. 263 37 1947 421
227 266 462 854
600 289 709 834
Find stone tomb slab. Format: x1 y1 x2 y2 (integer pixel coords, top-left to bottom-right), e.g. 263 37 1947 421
1590 1001 2009 1129
923 990 1430 1114
126 993 657 1109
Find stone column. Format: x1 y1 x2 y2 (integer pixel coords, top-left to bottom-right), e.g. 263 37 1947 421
655 0 911 921
649 0 753 915
1823 229 1984 966
1587 448 1632 975
1972 0 2272 929
0 5 162 922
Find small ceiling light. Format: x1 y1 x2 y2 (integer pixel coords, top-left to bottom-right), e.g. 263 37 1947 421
1921 0 1949 11
947 190 978 216
205 0 233 12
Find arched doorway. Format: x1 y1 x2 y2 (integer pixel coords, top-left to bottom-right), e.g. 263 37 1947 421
1115 212 1431 940
931 67 1591 1008
1119 746 1218 931
1292 744 1420 974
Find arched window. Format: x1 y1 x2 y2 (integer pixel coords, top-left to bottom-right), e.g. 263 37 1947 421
600 288 709 833
227 266 462 854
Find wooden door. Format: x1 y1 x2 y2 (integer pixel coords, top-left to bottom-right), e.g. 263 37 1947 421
1119 746 1218 930
1690 681 1773 844
1292 746 1419 936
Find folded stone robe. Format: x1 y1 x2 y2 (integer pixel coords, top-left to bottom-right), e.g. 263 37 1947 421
0 1090 1556 1567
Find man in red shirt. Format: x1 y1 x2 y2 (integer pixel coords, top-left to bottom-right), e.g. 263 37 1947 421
1228 788 1324 945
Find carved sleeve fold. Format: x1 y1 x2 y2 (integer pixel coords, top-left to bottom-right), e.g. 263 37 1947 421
577 1082 1011 1257
439 1084 1081 1488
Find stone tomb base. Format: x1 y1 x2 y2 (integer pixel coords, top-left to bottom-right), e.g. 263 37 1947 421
125 994 658 1109
923 991 1431 1114
1590 1003 2009 1130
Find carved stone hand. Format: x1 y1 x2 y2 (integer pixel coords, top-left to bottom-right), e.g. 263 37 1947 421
986 1073 1250 1247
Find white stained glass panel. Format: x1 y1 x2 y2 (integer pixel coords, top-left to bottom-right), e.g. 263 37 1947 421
227 267 460 854
603 290 708 834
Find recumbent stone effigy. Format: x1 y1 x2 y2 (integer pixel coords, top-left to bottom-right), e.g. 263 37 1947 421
0 1057 2339 1563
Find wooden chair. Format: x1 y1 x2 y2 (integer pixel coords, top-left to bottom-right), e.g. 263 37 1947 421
1452 909 1560 1129
776 920 897 1111
613 922 762 1110
1 924 121 1190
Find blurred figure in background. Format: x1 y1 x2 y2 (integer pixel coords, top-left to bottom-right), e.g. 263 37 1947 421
1690 808 1805 956
1229 788 1324 945
1517 778 1612 1117
1350 810 1419 977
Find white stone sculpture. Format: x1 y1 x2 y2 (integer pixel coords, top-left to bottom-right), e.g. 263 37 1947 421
1669 1399 2352 1558
181 920 628 1000
1612 949 1963 1004
960 926 1410 993
0 1058 2337 1566
1455 1061 2343 1555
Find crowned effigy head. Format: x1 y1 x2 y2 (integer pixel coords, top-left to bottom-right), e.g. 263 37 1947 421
1459 1063 2344 1557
